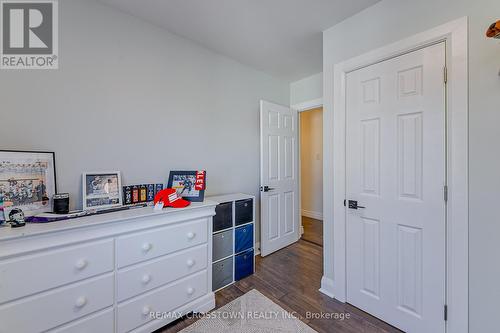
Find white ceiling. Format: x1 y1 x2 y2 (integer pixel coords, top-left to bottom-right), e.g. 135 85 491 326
98 0 380 81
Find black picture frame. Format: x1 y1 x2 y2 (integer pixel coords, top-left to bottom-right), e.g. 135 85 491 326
0 150 57 217
167 170 206 202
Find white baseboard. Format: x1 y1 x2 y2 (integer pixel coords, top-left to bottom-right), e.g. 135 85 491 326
319 276 336 299
254 242 261 256
302 209 323 220
299 225 304 236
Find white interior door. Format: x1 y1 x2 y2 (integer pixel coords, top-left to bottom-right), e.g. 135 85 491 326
260 100 299 257
345 43 446 333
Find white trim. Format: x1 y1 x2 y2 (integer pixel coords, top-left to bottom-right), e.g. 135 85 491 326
301 209 323 220
254 242 261 256
322 17 468 333
319 276 335 298
292 98 323 112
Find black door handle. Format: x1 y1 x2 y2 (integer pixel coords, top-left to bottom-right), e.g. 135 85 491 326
348 200 366 210
261 186 275 192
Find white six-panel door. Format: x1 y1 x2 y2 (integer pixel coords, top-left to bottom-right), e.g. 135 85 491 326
345 43 446 332
260 100 299 257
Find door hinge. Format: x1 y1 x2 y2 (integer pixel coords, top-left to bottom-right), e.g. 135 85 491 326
444 66 448 84
444 185 448 202
444 304 448 321
344 199 346 207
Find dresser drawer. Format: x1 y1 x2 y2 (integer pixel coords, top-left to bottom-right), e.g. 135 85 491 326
117 271 207 333
0 239 113 304
117 245 208 302
49 308 114 333
0 274 114 333
116 219 207 268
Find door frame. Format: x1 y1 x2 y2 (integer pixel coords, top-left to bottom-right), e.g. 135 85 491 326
291 98 323 237
322 17 468 333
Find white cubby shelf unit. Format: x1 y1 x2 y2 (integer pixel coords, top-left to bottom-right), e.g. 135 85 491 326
207 193 255 292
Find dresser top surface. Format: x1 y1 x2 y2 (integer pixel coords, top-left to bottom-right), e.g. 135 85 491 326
207 193 255 204
0 201 217 242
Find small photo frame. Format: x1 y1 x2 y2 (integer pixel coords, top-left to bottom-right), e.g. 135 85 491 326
82 171 122 211
0 150 57 218
167 170 206 202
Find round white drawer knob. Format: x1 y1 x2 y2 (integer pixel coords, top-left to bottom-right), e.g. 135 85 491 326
187 232 195 240
75 296 87 308
75 259 88 270
142 274 152 284
187 287 195 295
186 259 195 267
142 306 151 316
142 243 153 252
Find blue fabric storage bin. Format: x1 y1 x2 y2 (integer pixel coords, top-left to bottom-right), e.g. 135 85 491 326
235 224 253 254
235 249 254 280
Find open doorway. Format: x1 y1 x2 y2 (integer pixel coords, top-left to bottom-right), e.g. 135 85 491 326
299 107 323 247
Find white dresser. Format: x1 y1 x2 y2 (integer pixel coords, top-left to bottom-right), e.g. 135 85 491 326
0 202 217 333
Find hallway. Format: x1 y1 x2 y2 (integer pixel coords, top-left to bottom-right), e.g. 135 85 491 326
301 216 323 246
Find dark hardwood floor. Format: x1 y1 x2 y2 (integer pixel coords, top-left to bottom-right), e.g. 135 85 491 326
158 240 402 333
301 216 323 246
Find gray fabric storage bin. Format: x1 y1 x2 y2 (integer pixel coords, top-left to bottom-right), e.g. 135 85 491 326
212 256 233 291
212 229 233 262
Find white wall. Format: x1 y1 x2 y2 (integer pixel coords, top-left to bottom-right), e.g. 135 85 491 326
0 0 290 242
323 0 500 331
300 108 323 220
290 72 323 105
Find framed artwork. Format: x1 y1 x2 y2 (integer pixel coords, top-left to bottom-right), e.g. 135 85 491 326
0 150 57 217
82 171 122 210
167 170 206 202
